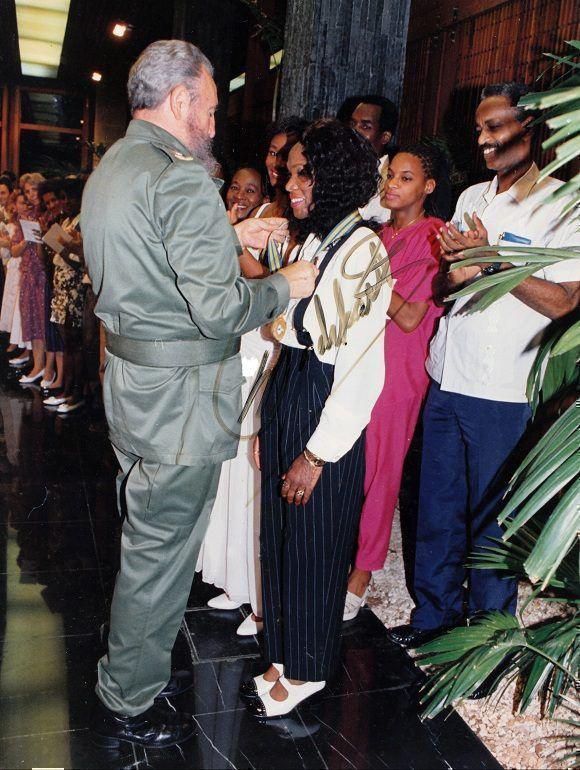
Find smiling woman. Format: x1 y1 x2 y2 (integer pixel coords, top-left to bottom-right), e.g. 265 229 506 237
240 119 394 719
225 165 265 223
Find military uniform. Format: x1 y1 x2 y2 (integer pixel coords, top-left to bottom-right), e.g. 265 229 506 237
81 119 289 715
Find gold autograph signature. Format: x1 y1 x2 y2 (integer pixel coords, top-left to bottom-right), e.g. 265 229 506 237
212 233 399 443
314 232 393 354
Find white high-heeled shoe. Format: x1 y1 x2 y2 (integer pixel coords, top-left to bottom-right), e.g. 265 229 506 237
9 355 30 367
237 614 263 636
207 592 242 610
343 584 371 621
19 369 45 385
246 676 326 718
40 373 56 389
239 662 283 699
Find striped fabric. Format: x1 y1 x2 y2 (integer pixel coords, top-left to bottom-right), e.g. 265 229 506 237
259 345 366 681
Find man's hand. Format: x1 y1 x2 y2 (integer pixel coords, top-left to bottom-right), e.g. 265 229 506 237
234 217 288 249
278 261 318 299
438 212 489 263
281 452 323 506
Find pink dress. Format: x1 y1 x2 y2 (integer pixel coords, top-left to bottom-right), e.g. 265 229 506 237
355 216 444 571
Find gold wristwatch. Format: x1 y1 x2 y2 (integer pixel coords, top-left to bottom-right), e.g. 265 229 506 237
303 447 326 467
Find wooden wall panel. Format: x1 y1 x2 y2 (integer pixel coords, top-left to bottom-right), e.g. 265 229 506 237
400 0 580 184
0 87 8 172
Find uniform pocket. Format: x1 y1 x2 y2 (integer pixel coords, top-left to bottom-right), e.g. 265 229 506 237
198 355 243 456
199 354 243 394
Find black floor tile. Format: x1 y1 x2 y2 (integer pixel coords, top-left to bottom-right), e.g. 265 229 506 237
0 729 138 770
183 607 261 662
296 688 502 770
1 519 99 575
0 634 101 737
176 658 255 715
0 357 502 769
0 567 108 642
187 571 224 609
2 482 91 524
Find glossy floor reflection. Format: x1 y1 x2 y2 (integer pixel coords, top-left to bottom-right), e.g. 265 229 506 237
0 354 501 769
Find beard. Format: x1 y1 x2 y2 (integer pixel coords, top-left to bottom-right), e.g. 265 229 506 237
187 121 218 176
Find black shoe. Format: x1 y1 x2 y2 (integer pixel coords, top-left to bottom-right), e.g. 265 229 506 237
158 670 194 698
239 676 260 700
386 623 449 649
91 702 196 749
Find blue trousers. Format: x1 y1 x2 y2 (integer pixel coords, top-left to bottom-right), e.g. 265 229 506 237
412 381 530 630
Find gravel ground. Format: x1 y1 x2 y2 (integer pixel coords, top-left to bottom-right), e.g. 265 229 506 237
369 510 577 770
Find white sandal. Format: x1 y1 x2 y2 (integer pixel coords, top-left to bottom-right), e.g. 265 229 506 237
207 592 242 610
239 662 283 699
246 675 326 718
343 584 371 621
237 613 263 636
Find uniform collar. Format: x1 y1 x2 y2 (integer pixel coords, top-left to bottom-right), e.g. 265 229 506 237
126 119 194 160
482 162 539 203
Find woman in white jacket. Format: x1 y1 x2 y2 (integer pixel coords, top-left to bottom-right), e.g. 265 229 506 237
242 119 393 717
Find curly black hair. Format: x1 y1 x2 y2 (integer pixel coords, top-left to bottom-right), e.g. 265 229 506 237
295 118 380 242
395 143 453 221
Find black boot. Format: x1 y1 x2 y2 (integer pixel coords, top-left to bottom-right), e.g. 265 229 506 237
91 701 196 749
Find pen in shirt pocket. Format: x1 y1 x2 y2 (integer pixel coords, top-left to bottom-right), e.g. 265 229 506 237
497 231 532 266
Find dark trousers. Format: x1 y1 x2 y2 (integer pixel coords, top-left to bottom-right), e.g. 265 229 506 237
260 346 365 681
412 381 530 630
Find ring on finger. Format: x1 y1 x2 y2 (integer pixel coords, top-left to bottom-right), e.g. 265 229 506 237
296 489 305 497
282 480 289 488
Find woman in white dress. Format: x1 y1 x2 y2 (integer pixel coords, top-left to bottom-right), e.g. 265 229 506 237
0 194 32 359
197 126 305 634
196 159 270 632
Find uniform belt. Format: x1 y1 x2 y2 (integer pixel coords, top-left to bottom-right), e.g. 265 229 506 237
105 330 240 368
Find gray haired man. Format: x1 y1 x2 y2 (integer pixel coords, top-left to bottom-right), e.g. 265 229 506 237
82 40 316 749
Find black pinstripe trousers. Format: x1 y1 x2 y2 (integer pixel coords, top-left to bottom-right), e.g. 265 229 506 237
259 346 365 682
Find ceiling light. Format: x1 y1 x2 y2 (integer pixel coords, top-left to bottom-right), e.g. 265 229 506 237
91 71 102 82
112 22 127 38
16 0 72 78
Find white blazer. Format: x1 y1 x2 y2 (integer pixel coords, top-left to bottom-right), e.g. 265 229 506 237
279 226 393 462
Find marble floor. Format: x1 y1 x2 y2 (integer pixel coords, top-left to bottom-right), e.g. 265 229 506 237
0 354 502 770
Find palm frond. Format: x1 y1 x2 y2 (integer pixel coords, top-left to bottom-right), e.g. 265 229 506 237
419 613 580 720
552 322 580 356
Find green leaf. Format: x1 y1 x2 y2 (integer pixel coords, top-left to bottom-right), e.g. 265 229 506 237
509 401 579 481
447 265 539 311
529 86 580 109
501 454 579 538
524 479 580 587
552 321 580 356
545 107 580 130
452 245 580 263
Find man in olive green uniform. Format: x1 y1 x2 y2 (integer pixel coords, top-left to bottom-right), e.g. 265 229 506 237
81 40 315 747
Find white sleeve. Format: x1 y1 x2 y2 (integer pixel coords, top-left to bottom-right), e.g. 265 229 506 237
542 207 580 283
306 237 392 462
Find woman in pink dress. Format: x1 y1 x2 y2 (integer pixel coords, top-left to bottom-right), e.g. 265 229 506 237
344 144 451 619
16 174 47 383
